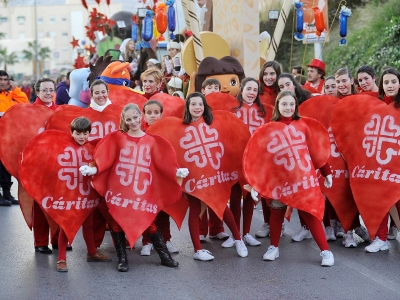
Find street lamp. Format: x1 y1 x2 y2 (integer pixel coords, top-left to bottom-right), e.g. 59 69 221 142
34 0 40 80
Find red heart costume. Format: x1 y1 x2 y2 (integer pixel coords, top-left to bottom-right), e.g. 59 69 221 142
19 130 100 243
91 131 182 246
243 117 330 221
331 94 400 238
299 95 358 231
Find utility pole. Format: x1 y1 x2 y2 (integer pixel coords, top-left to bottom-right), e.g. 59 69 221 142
34 0 40 80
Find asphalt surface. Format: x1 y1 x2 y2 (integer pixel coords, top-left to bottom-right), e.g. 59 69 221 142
1 181 400 300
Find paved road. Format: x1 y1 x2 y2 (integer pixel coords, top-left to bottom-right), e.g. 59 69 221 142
1 185 400 300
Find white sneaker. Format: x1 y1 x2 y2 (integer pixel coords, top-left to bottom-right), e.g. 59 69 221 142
365 237 389 253
336 221 345 238
243 233 261 246
166 241 179 253
320 250 334 267
280 223 285 237
325 226 337 241
255 223 270 238
199 235 206 243
263 246 279 261
342 231 357 248
235 240 248 257
354 226 371 242
387 226 398 240
209 232 230 240
221 236 235 248
291 226 312 242
140 243 153 256
193 249 214 261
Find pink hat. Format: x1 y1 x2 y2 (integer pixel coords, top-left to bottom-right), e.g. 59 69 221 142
307 58 326 75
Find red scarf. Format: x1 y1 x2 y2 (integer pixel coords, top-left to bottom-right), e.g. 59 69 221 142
33 97 57 111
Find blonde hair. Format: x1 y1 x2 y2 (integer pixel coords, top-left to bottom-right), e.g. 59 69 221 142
120 103 141 132
140 68 163 85
124 39 137 62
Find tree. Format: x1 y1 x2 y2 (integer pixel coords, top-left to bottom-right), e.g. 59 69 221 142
0 46 19 72
22 40 51 76
0 32 5 39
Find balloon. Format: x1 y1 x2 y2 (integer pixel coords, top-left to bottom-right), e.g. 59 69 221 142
156 3 168 34
166 0 176 39
312 7 325 37
141 10 153 48
339 6 352 46
131 20 138 42
153 19 161 39
294 1 304 41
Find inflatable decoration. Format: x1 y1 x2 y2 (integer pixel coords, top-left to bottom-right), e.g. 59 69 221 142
294 1 304 41
131 18 138 42
167 0 176 40
141 10 154 48
312 7 325 37
339 6 352 46
69 67 91 107
156 3 168 34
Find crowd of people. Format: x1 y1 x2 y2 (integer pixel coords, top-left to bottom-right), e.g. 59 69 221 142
1 35 399 273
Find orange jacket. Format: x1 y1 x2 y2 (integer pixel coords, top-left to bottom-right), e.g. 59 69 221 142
0 87 28 116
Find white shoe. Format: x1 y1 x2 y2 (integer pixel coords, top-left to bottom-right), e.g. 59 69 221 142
255 223 270 238
140 243 153 256
209 232 230 240
291 226 312 242
365 237 389 253
320 250 334 266
342 231 357 248
221 236 235 248
193 249 214 261
387 226 398 240
325 226 337 241
263 246 279 261
354 226 371 242
280 223 285 237
243 233 261 246
199 235 206 243
235 240 248 257
336 221 345 238
166 241 179 253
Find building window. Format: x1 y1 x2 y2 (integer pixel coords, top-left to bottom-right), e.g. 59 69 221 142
62 17 67 22
62 46 68 51
49 17 56 24
38 32 44 38
19 33 25 39
37 17 43 24
0 17 8 24
17 16 25 25
48 31 56 38
62 32 68 37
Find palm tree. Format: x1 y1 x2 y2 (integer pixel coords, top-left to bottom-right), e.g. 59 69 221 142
22 40 51 75
0 46 19 72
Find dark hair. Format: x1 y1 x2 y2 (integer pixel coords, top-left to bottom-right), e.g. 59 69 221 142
34 78 55 92
143 100 163 113
70 117 91 133
277 73 312 105
259 61 281 95
66 71 72 80
202 78 221 90
236 77 266 117
378 68 400 108
183 92 213 125
56 74 66 85
271 90 301 121
293 66 304 75
356 65 376 79
294 74 307 85
335 68 357 97
90 79 109 95
0 70 9 79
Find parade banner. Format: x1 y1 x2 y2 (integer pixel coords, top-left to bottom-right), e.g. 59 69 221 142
243 117 330 221
19 130 100 243
91 132 182 246
331 94 400 238
299 95 358 231
147 111 250 220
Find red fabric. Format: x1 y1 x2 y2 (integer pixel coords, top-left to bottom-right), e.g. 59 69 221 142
20 130 100 243
302 85 320 94
142 211 171 245
243 117 330 221
331 94 400 237
303 80 324 94
298 210 329 251
45 104 120 140
33 201 51 246
199 207 225 236
147 111 251 220
91 131 182 246
149 92 185 117
376 214 389 241
33 97 58 111
108 89 148 108
259 86 278 107
299 95 358 231
384 95 394 105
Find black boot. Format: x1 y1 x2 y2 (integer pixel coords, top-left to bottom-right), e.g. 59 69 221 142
111 231 129 272
149 228 179 268
2 188 18 205
0 194 11 206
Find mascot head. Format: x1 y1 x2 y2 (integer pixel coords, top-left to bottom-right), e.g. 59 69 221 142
99 61 132 90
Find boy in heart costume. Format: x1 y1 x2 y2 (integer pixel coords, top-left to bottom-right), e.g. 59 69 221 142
19 117 113 272
147 92 251 261
243 91 335 266
80 103 187 269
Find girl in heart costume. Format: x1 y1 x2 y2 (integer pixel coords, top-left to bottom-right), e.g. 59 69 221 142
243 90 335 266
256 61 282 240
80 103 184 270
324 76 338 97
364 67 400 253
356 65 379 98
